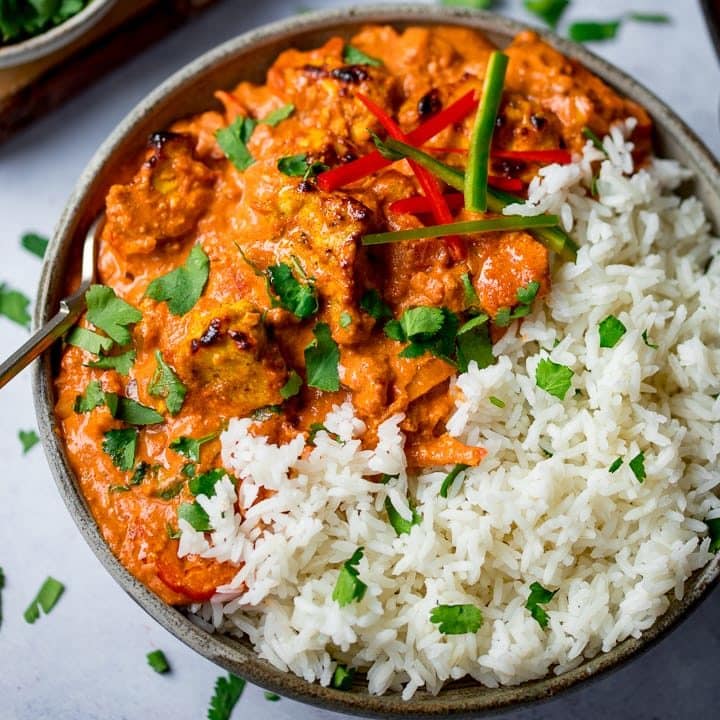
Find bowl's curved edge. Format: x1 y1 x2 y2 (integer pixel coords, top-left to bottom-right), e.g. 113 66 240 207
32 5 720 718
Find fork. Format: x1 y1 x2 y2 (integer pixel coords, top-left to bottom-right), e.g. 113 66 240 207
0 214 104 389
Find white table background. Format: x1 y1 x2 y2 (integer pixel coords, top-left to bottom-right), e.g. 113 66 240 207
1 1 719 718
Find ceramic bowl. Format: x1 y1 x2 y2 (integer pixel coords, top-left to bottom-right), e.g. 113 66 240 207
33 5 720 717
0 0 116 69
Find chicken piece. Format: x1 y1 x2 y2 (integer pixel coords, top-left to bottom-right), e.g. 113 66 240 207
104 133 215 256
171 300 287 418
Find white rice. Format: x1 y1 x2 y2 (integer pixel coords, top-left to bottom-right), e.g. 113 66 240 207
184 120 720 698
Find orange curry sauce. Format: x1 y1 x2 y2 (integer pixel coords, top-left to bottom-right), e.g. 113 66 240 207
54 26 651 604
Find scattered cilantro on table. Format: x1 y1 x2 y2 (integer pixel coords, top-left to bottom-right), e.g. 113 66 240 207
18 429 39 454
523 0 569 28
20 232 48 258
146 649 170 674
207 673 246 720
0 283 31 328
24 577 65 624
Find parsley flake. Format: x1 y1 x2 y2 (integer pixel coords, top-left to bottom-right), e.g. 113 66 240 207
261 103 295 126
359 289 392 320
86 349 136 375
147 649 170 674
523 0 569 28
18 429 39 454
280 369 303 399
215 116 257 171
608 457 623 473
24 577 65 624
178 502 212 532
305 323 340 392
103 428 138 471
148 350 187 415
430 603 483 634
629 451 646 483
85 285 142 345
535 358 574 400
267 262 318 319
598 315 626 348
332 547 367 607
525 581 557 628
385 497 421 536
145 245 210 316
342 44 383 67
169 432 217 462
440 463 470 498
207 673 246 720
0 283 31 328
331 664 355 690
21 232 49 258
66 326 114 355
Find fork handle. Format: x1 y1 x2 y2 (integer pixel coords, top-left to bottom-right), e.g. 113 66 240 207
0 291 86 390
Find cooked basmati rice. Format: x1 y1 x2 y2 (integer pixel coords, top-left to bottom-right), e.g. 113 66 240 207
183 120 720 698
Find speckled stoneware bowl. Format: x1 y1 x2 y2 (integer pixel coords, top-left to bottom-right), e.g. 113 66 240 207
0 0 116 69
33 5 720 717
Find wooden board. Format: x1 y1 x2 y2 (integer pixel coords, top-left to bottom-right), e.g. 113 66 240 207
0 0 217 144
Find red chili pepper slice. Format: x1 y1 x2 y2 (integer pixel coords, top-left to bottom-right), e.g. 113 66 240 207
317 90 477 193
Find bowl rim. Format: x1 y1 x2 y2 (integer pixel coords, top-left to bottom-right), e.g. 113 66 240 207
32 4 720 718
0 0 116 70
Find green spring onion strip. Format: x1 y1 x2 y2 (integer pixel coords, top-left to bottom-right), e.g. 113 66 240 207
465 51 509 213
381 138 578 260
363 215 559 246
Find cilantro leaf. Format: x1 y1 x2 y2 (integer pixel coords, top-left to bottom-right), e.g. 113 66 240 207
489 396 505 408
608 457 623 473
181 463 197 478
457 322 494 372
598 315 626 348
430 603 483 634
400 307 445 338
384 319 405 341
116 398 164 425
523 0 569 28
215 116 257 171
629 451 646 483
66 326 114 355
342 44 383 67
155 480 185 500
264 692 281 701
148 350 187 415
517 280 540 305
280 369 302 399
86 349 136 375
307 422 344 445
18 429 39 454
569 20 622 43
85 285 142 345
207 673 246 720
305 323 340 392
359 289 392 320
74 380 109 413
21 232 49 258
535 358 574 400
189 468 226 498
385 497 421 536
642 329 658 349
277 154 328 179
23 577 65 624
440 463 470 498
525 581 557 629
706 518 720 553
331 664 355 690
267 262 318 318
332 547 367 607
169 432 217 462
103 428 138 471
251 405 282 421
178 502 212 532
460 272 480 308
494 307 512 328
145 245 210 316
167 524 182 540
628 12 670 24
110 461 150 493
261 103 295 126
0 283 31 328
391 307 459 362
339 311 352 328
147 649 170 674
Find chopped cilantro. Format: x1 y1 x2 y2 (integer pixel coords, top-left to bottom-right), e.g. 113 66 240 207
582 126 607 153
169 432 217 462
181 463 196 478
628 12 670 24
207 673 246 720
608 457 623 473
189 468 226 498
535 358 574 400
277 153 328 179
147 649 170 673
339 311 352 328
629 451 646 483
155 480 185 501
342 44 383 67
598 315 626 348
66 326 114 355
494 307 512 327
23 577 65 624
148 350 187 415
461 272 480 307
21 232 49 258
86 349 136 375
458 314 489 335
332 547 367 607
0 283 31 328
85 285 142 345
178 502 212 532
215 116 257 171
440 463 470 498
384 497 421 536
706 518 720 553
261 103 295 126
103 428 138 471
305 323 340 392
166 524 182 540
267 262 318 319
523 0 569 28
569 20 622 43
73 380 109 414
525 581 557 629
307 422 342 445
517 280 541 305
642 330 658 349
280 369 303 399
18 429 39 454
109 462 149 493
457 322 494 372
145 245 210 316
331 664 355 690
264 692 281 701
251 405 282 422
430 603 483 634
115 398 163 425
489 396 505 408
387 306 459 362
400 306 445 337
359 289 392 320
0 0 89 43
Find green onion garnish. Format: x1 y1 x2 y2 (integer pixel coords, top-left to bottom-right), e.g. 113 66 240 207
465 51 509 213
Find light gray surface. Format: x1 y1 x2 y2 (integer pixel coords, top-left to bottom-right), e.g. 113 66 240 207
0 1 718 719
